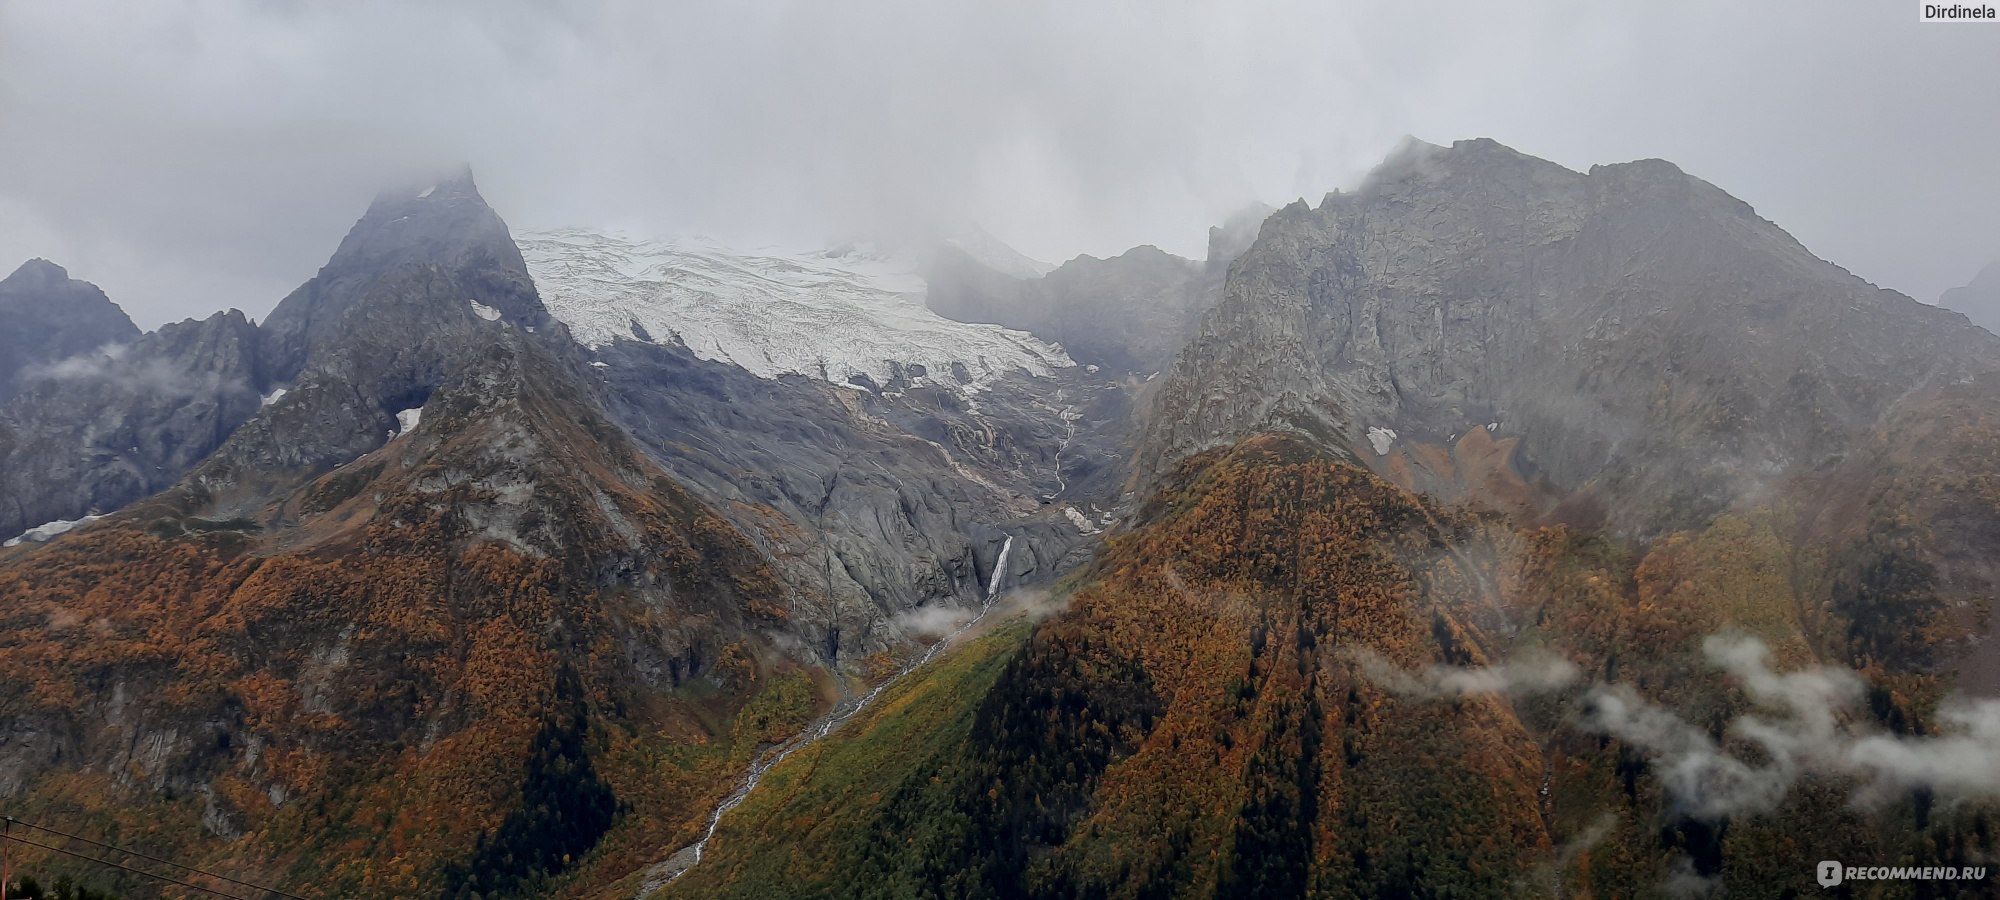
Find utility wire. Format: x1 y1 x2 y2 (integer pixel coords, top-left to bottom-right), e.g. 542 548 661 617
2 817 310 900
0 830 246 900
6 819 308 900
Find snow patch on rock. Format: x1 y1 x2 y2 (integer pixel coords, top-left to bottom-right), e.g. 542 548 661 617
260 387 288 407
1366 426 1398 456
388 407 423 440
469 300 503 321
1063 506 1100 535
518 228 1073 393
4 515 103 547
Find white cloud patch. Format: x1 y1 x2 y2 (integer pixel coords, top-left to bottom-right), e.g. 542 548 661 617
1349 647 1580 698
891 604 977 639
1583 634 2000 819
22 345 241 400
1359 631 2000 820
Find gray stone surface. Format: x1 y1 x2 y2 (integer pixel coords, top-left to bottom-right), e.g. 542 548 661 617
0 306 262 541
0 259 140 403
592 334 1135 663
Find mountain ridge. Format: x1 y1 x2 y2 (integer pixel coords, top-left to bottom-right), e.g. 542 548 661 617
1140 137 2000 535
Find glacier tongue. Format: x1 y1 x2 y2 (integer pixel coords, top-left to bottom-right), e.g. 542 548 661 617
517 228 1073 392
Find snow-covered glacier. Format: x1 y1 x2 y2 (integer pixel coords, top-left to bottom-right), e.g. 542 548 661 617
517 228 1072 391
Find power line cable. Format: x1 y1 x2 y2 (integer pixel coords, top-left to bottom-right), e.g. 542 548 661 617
0 829 247 900
2 817 310 900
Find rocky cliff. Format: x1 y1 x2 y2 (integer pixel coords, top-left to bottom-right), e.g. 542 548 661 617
0 259 140 402
0 305 264 542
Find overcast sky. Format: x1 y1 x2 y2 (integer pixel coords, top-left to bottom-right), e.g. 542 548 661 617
1 1 1995 328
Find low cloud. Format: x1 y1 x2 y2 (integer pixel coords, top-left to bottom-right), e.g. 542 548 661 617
22 345 239 401
891 604 977 639
1359 631 2000 819
1587 634 2000 818
1661 857 1719 899
1349 646 1581 699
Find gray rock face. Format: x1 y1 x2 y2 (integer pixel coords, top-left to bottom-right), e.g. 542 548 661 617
1941 259 2000 335
0 308 262 541
0 259 140 402
592 336 1134 663
1142 138 2000 533
0 171 566 539
925 224 1261 375
259 169 550 383
1204 202 1277 273
194 170 562 500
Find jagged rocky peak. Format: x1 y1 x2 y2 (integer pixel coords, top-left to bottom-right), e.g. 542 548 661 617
194 168 562 492
258 165 549 384
3 256 73 288
1142 136 2000 534
1205 201 1276 269
0 257 141 401
0 193 802 896
0 166 582 544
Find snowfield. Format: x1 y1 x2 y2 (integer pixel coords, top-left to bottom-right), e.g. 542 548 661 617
517 228 1072 392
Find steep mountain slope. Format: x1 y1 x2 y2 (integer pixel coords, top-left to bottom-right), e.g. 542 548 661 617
1942 259 2000 335
519 226 1140 666
671 436 1555 899
0 259 140 402
1144 138 2000 535
212 170 555 486
0 179 834 898
0 305 264 544
258 170 552 388
669 415 2000 899
588 338 1129 665
662 142 2000 898
0 171 1172 898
